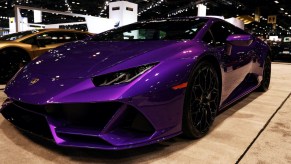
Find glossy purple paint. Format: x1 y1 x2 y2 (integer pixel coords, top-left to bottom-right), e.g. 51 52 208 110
1 17 270 150
226 34 253 42
227 34 254 47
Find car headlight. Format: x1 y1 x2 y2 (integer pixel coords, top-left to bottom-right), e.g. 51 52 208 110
92 63 157 86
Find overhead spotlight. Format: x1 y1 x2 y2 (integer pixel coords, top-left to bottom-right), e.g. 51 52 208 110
274 1 279 3
280 8 284 10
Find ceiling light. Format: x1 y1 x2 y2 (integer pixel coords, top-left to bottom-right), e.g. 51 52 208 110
280 8 284 10
274 1 279 3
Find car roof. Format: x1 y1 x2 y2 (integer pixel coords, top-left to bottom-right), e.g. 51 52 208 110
138 16 211 23
15 28 92 42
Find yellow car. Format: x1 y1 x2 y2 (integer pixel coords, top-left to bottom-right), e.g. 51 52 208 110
0 29 93 83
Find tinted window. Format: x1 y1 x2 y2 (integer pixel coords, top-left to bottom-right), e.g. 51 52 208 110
202 30 215 46
76 33 91 40
92 18 207 41
0 30 44 41
36 32 77 45
22 37 38 45
228 24 248 35
210 22 232 46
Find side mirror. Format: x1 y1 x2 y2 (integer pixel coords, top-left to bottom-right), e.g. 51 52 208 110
226 34 253 47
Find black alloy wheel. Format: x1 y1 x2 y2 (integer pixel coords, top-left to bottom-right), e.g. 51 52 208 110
0 49 29 84
257 55 271 92
183 60 220 139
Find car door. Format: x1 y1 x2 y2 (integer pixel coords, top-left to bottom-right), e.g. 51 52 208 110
33 32 77 57
208 21 255 106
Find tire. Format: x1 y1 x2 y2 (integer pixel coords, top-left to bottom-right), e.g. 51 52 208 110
257 55 271 92
0 49 30 84
182 60 220 139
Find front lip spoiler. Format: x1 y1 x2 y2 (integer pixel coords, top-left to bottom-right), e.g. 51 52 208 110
55 132 182 150
7 122 182 150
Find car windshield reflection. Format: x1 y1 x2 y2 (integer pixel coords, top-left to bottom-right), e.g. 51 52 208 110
91 19 207 41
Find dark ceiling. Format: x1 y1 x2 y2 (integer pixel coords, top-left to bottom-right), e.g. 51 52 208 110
0 0 290 36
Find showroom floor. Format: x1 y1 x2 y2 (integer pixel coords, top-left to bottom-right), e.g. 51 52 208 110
0 62 291 164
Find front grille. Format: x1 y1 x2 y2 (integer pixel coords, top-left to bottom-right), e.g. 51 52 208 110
54 104 155 146
4 100 156 147
13 101 122 130
46 103 121 130
1 103 53 139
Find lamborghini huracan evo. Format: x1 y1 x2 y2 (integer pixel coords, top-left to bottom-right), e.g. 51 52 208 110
0 17 271 150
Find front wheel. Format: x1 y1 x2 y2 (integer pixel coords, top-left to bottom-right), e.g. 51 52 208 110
182 61 220 139
257 56 271 92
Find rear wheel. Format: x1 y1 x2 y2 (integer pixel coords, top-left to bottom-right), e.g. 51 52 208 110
257 55 271 92
182 61 220 138
0 49 30 84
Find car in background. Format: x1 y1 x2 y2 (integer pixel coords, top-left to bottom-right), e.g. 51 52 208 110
271 37 291 61
0 29 93 83
0 17 271 150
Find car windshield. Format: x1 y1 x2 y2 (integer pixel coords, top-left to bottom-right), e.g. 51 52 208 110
0 30 44 41
91 18 207 41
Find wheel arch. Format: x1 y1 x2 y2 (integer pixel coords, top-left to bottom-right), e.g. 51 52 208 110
0 46 32 62
192 54 222 100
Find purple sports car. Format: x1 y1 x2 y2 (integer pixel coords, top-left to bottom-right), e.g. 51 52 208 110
1 17 271 150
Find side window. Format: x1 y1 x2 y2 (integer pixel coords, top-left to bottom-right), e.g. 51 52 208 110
22 37 38 45
76 33 91 40
228 24 248 35
202 30 215 46
57 32 77 43
36 32 76 46
36 33 54 45
210 22 232 46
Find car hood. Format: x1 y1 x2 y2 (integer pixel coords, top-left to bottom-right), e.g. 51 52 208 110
5 39 205 104
24 40 184 79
